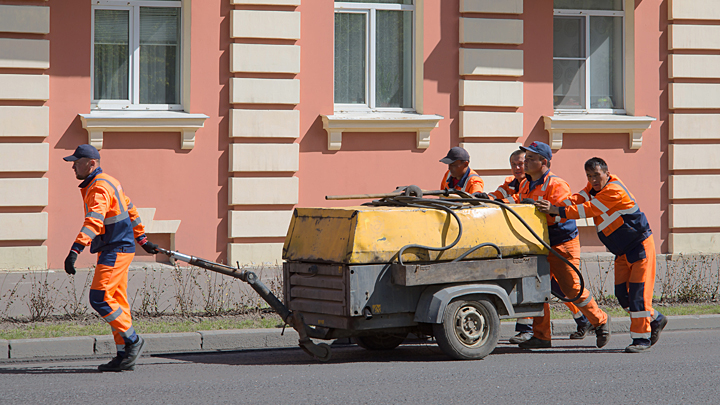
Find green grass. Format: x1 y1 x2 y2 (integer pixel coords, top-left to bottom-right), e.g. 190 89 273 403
0 316 283 340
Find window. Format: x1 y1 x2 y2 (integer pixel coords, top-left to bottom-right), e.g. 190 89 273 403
553 0 624 112
92 0 182 110
334 0 414 112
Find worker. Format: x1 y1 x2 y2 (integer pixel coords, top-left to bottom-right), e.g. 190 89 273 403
507 141 611 349
536 157 667 353
483 150 595 344
63 144 159 371
439 146 484 194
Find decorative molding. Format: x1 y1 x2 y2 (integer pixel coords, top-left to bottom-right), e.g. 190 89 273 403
543 115 655 150
79 111 209 150
321 113 443 151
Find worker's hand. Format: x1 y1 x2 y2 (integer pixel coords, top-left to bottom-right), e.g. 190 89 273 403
520 198 535 205
473 192 490 199
140 239 159 254
64 251 77 275
535 200 560 215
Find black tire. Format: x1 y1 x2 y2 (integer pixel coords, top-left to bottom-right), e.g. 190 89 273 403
433 298 499 360
353 332 408 350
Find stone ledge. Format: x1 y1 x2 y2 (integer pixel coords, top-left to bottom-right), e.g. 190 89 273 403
9 337 94 359
543 114 655 150
321 113 443 150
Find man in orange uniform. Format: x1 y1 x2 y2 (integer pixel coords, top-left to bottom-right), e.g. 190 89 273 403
439 146 484 194
537 157 667 353
63 144 159 371
486 149 595 344
508 141 610 349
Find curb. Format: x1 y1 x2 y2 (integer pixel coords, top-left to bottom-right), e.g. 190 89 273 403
2 314 720 362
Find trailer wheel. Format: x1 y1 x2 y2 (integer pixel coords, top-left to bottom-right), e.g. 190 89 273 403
353 332 408 350
433 298 499 360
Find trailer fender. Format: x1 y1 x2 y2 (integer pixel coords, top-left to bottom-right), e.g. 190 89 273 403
413 284 516 324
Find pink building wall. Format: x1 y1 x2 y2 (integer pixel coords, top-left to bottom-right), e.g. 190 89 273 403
38 0 668 269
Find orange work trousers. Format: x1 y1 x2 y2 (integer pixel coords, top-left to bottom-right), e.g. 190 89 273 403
89 250 137 355
532 237 608 341
614 236 657 340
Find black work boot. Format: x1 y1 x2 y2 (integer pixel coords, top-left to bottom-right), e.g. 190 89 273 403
569 322 594 340
98 355 133 372
625 338 652 353
518 337 551 349
595 316 611 348
119 336 145 369
650 315 668 346
509 332 533 344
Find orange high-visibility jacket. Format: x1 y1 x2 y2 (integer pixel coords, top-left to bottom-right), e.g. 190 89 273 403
440 168 484 194
73 168 146 254
490 175 521 201
558 174 652 258
510 170 578 246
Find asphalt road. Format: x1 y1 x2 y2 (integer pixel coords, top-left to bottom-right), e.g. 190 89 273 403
2 329 719 404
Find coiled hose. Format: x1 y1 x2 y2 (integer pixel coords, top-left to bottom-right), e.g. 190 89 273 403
364 193 584 303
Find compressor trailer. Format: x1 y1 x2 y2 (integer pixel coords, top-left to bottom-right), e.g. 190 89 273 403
161 189 575 361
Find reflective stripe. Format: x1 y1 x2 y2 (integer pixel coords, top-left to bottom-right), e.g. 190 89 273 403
608 180 636 203
572 311 584 319
131 217 142 227
577 295 593 308
541 175 555 191
596 205 639 232
463 174 480 192
104 307 123 323
80 226 97 239
630 331 651 339
86 211 104 221
579 190 590 201
116 344 125 352
499 187 509 198
590 198 609 213
119 326 136 338
92 177 127 214
128 202 134 210
652 312 659 321
104 210 130 225
563 199 572 207
555 216 561 223
516 318 533 325
630 311 651 318
537 196 544 202
577 204 586 219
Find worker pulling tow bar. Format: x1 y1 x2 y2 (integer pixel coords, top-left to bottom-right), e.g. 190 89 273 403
160 186 586 361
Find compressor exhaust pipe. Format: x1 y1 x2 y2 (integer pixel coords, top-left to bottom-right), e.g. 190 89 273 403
157 247 332 361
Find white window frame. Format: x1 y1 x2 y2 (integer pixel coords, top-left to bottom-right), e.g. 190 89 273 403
553 7 625 115
334 1 416 113
91 0 183 111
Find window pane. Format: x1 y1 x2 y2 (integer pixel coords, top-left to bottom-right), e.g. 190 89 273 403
554 0 622 11
139 7 181 104
554 60 585 109
376 10 412 108
94 9 129 100
553 16 584 58
590 16 623 109
335 12 366 104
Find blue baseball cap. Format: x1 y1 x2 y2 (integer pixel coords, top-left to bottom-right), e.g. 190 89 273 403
63 144 100 161
439 146 470 164
520 141 552 161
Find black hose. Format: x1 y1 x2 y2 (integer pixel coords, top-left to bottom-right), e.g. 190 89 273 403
366 193 584 303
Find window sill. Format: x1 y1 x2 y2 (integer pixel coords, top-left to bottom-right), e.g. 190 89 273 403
79 111 209 150
321 112 444 150
543 114 655 150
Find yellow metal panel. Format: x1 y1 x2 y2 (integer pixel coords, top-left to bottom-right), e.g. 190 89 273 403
283 205 549 264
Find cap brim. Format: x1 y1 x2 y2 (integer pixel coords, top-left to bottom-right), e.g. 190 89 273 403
439 157 455 164
63 155 79 162
519 146 530 153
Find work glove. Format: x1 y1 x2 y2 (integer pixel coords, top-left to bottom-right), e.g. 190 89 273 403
473 192 490 199
520 198 536 204
140 239 159 254
64 251 78 275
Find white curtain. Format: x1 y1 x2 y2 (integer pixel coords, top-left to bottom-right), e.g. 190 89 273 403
139 7 180 104
376 10 412 108
94 9 129 101
335 12 366 104
590 16 623 109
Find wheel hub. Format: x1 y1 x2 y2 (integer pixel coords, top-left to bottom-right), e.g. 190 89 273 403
454 305 487 346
